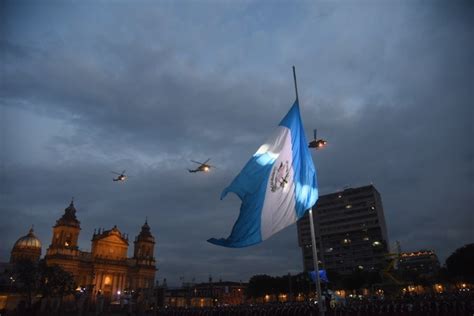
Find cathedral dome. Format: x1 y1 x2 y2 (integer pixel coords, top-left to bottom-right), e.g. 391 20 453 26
10 227 42 263
13 228 42 250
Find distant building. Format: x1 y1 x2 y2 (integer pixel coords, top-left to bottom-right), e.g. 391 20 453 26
7 200 157 301
297 185 390 275
165 281 246 307
398 250 440 276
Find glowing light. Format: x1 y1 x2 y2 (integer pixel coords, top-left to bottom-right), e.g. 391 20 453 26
254 152 278 166
372 241 381 246
345 204 352 209
104 276 112 285
117 290 121 295
295 183 318 206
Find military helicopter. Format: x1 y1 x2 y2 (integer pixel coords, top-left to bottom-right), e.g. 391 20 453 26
111 170 127 182
188 159 215 173
308 129 327 149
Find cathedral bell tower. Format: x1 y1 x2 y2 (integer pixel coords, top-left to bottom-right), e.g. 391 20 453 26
133 219 155 262
45 199 82 278
130 219 156 289
49 199 81 250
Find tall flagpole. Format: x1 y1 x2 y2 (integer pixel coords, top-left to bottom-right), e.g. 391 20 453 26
292 66 325 316
292 66 299 103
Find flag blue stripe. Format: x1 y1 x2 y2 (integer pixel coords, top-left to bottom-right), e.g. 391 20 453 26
207 152 275 247
279 101 318 218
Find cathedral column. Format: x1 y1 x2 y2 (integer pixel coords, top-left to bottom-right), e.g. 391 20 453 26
113 273 118 295
95 272 100 292
119 274 124 292
94 272 99 292
98 272 104 292
110 273 115 295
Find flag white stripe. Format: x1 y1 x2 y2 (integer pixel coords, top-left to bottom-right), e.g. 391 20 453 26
260 126 297 240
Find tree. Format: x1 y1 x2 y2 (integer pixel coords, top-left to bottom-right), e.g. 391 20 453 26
39 263 76 298
446 243 474 282
246 275 274 298
13 259 41 309
37 262 76 315
342 270 366 291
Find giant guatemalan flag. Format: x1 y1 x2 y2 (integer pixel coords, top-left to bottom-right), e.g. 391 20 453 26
208 100 318 248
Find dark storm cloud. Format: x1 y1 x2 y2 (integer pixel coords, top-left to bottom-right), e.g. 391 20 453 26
1 1 473 285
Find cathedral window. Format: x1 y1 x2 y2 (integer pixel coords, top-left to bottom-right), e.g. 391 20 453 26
104 276 112 285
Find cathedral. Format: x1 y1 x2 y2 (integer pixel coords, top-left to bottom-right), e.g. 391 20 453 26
10 200 157 299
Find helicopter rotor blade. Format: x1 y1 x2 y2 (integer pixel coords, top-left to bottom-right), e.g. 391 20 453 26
122 170 126 175
313 129 317 140
191 160 204 165
111 171 122 175
203 158 211 164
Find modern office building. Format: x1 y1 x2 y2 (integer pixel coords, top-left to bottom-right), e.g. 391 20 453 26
297 185 390 275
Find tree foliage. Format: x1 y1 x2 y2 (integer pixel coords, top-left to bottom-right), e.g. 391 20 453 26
13 259 41 307
39 263 76 298
12 259 77 308
340 270 381 290
246 273 313 298
446 243 474 282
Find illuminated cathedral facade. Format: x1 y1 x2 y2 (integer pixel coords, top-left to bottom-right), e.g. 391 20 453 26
10 200 157 299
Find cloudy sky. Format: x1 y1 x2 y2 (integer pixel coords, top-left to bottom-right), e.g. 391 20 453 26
1 1 472 286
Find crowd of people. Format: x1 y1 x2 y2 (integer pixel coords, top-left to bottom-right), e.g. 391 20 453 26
329 292 474 316
154 292 474 316
3 291 473 315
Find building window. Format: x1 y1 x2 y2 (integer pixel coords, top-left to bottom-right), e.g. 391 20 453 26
104 276 112 285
